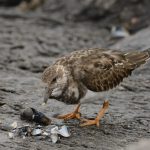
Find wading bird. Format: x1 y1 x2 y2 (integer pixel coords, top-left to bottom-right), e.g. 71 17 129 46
42 48 150 126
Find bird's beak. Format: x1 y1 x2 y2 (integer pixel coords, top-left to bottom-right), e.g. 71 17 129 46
43 87 51 105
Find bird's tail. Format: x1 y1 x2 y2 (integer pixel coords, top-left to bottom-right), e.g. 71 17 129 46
125 48 150 68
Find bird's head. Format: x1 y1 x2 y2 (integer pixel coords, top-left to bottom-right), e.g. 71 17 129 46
42 64 85 104
42 65 69 104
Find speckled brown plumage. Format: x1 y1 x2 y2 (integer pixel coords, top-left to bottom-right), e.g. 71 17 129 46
42 48 150 105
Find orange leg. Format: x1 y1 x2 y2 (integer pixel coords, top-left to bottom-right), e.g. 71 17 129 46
56 103 81 120
80 101 109 127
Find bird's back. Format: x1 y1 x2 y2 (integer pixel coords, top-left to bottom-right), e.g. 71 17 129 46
55 48 150 92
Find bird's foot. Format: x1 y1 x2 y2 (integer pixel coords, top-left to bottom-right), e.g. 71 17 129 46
56 103 81 120
80 101 109 127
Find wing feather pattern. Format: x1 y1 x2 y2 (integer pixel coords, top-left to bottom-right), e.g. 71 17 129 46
73 49 135 92
55 48 150 92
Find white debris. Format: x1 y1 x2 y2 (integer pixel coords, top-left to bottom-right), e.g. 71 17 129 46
31 129 42 136
51 126 59 134
42 102 46 106
50 134 59 143
42 131 49 136
8 132 15 139
2 123 71 143
50 125 71 143
11 121 17 129
111 26 130 38
58 125 71 137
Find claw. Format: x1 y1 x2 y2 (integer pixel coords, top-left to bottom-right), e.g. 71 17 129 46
55 103 81 120
80 101 109 127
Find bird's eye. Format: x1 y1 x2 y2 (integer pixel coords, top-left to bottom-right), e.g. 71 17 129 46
51 77 57 83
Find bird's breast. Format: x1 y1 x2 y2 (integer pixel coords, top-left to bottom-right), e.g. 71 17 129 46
53 85 81 104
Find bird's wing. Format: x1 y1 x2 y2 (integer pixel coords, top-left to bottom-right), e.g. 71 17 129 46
73 49 135 92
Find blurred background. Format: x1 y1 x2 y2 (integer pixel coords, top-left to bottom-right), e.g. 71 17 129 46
0 0 150 72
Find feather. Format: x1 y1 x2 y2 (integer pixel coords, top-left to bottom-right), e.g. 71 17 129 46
42 48 150 104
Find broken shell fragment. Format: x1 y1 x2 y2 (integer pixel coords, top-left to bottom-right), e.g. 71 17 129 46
50 126 59 134
58 125 71 137
31 128 42 136
49 125 71 143
42 102 46 106
50 134 59 143
4 123 71 143
111 26 130 38
20 108 51 126
50 125 71 138
11 121 17 129
18 125 32 136
8 132 15 139
42 131 49 136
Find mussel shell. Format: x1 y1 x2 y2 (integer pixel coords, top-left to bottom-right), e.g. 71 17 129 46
20 108 51 126
31 108 51 126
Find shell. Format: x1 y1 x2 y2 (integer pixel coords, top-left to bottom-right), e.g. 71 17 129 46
18 125 32 136
50 126 59 134
42 131 49 136
11 121 17 129
8 132 15 139
50 134 59 143
50 125 71 137
20 108 51 126
31 129 42 136
111 26 130 38
58 125 71 137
